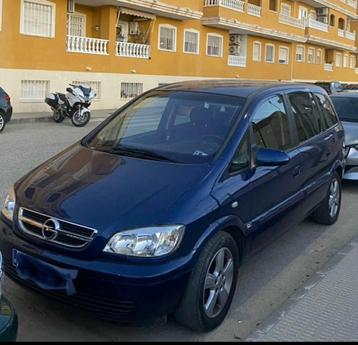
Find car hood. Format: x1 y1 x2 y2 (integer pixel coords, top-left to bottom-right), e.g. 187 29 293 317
15 144 212 235
342 121 358 146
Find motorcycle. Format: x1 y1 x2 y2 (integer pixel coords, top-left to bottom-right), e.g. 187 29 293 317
45 84 96 127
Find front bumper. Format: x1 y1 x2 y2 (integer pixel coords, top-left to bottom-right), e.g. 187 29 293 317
344 147 358 180
0 297 18 342
0 217 193 322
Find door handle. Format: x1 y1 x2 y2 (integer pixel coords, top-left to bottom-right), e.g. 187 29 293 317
293 165 302 177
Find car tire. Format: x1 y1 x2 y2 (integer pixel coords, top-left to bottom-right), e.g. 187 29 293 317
174 231 239 332
0 113 6 133
311 172 342 225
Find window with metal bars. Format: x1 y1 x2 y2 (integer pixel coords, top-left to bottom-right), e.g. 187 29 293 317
184 30 199 54
207 34 223 57
20 0 55 38
21 80 49 102
159 25 176 52
120 83 144 99
67 13 86 37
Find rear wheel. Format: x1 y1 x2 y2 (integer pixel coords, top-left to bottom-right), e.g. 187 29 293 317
174 232 239 332
71 110 90 127
53 111 65 123
0 113 6 133
311 172 342 225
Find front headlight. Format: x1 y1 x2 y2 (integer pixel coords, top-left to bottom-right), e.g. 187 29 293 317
1 187 16 222
104 225 185 258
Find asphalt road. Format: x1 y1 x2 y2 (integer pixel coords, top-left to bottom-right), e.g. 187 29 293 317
1 120 358 341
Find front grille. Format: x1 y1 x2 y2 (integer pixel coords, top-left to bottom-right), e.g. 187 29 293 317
18 208 97 249
5 261 136 321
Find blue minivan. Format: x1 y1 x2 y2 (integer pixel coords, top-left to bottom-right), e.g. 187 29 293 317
0 81 344 332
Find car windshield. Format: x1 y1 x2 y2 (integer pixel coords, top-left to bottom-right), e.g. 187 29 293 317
85 91 246 163
331 97 358 123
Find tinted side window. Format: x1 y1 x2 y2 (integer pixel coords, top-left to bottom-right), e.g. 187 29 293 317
315 93 339 128
252 95 291 151
289 92 322 143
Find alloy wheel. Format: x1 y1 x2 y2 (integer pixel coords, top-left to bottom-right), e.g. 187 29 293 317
203 247 234 319
328 178 340 218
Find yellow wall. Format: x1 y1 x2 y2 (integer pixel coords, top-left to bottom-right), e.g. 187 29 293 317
0 0 357 82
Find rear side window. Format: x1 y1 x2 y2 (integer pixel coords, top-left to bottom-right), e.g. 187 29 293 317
315 93 339 128
288 92 322 143
251 95 291 151
331 97 358 123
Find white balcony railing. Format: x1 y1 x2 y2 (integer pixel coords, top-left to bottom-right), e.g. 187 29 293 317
346 31 356 41
324 63 333 72
347 0 357 9
338 29 345 38
228 55 246 67
67 36 109 55
307 18 329 32
355 68 358 74
247 3 261 17
116 42 151 59
279 14 305 29
204 0 244 12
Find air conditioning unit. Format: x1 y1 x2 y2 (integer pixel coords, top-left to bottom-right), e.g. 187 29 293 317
129 22 140 35
229 34 241 46
68 0 75 13
317 8 329 16
229 46 240 56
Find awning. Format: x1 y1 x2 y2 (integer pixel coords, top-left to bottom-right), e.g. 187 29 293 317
119 7 156 20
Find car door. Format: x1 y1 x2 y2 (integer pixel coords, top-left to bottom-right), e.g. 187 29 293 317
212 94 306 237
286 91 334 213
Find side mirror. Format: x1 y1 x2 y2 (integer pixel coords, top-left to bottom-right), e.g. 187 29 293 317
256 148 290 167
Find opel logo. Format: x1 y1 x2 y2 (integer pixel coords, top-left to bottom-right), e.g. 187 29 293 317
42 219 60 241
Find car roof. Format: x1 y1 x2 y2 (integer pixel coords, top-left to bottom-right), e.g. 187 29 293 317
330 92 358 98
156 80 324 98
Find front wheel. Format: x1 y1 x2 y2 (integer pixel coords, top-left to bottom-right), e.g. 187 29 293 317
174 232 239 332
71 110 91 127
0 113 6 133
311 172 342 225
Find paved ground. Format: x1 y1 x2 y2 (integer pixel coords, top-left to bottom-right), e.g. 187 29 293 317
248 239 358 342
1 120 358 341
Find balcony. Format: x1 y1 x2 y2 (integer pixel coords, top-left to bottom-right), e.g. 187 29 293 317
204 0 245 12
279 14 305 29
228 55 246 67
247 3 261 17
67 36 109 55
306 18 329 32
116 42 151 59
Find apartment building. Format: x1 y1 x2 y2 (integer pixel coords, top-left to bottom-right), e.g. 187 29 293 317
0 0 358 112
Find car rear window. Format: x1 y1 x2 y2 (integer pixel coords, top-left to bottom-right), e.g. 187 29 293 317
331 97 358 123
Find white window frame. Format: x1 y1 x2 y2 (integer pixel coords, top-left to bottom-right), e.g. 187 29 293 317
158 24 177 52
336 52 342 67
317 49 323 64
206 33 223 57
344 54 349 68
67 12 86 37
253 41 262 62
280 3 292 16
0 0 3 32
296 45 305 62
20 0 56 38
278 46 289 64
183 29 200 55
265 43 275 63
298 6 308 20
308 47 315 64
350 55 356 69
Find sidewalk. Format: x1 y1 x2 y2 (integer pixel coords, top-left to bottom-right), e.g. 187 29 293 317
11 109 116 124
248 238 358 342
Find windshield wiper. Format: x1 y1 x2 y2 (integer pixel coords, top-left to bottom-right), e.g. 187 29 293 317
111 145 175 162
